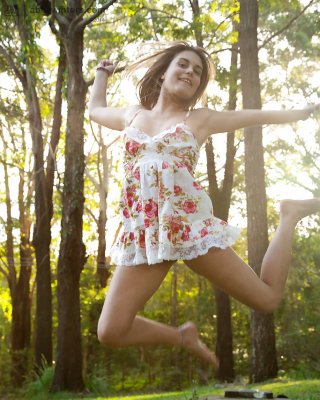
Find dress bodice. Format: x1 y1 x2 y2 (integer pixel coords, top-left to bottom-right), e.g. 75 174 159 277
122 123 200 177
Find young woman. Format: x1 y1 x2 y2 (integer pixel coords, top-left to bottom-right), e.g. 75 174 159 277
88 42 319 367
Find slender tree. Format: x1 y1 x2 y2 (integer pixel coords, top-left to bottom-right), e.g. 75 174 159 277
239 0 277 382
0 124 33 384
47 0 118 390
189 0 239 381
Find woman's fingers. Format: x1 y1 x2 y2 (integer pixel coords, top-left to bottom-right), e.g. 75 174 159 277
97 60 118 72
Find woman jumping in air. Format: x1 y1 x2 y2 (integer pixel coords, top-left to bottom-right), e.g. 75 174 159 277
88 42 320 367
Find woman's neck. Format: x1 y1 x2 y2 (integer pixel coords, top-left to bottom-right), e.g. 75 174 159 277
152 92 189 115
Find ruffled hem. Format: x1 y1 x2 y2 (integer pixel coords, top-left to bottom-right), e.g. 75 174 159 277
109 225 240 267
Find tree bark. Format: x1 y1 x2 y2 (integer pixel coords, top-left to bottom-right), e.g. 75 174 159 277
51 5 87 391
10 2 54 370
239 0 278 383
190 0 237 381
49 0 117 390
1 133 32 385
96 127 111 288
206 31 238 384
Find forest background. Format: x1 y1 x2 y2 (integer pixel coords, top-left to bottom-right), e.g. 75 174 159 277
0 0 319 397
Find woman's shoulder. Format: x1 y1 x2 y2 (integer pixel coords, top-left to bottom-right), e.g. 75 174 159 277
188 107 219 130
125 105 145 126
190 107 219 118
188 108 220 146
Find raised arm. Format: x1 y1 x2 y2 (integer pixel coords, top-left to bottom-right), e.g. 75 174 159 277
88 59 131 131
198 105 319 136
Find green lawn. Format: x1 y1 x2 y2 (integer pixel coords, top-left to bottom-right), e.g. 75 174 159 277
19 378 320 400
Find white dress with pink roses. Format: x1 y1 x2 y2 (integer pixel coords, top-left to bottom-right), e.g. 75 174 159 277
109 111 240 266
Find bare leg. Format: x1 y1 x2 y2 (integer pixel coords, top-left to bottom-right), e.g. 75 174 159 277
184 198 320 312
97 260 218 366
260 199 320 294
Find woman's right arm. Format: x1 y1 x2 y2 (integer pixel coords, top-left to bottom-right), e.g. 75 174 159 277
88 59 129 131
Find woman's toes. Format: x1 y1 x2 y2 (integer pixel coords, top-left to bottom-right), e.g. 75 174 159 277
179 321 218 368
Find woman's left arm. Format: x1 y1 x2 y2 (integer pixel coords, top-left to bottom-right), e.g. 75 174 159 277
200 104 319 135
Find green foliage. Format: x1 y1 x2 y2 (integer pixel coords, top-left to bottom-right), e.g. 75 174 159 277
22 366 55 398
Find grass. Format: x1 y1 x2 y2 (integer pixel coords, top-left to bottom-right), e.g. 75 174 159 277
13 377 320 400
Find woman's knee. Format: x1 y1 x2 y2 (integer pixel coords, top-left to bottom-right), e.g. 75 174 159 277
97 319 131 346
254 293 281 314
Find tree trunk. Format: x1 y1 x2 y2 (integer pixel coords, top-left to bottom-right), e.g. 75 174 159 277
239 0 278 383
190 0 237 381
2 132 33 385
206 33 238 383
51 19 87 392
13 2 53 369
96 127 111 288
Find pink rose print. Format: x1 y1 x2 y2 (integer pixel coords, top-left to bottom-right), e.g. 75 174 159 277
125 192 134 208
174 185 182 195
220 220 227 225
126 140 140 156
133 168 140 180
144 199 158 218
129 232 135 241
162 161 169 169
174 161 184 169
124 185 136 208
167 215 182 233
175 126 183 133
123 208 130 218
204 219 212 227
193 181 202 191
139 230 146 248
200 227 208 237
167 231 172 241
120 232 126 243
136 201 142 212
182 200 197 214
144 218 151 228
181 229 189 241
170 221 180 233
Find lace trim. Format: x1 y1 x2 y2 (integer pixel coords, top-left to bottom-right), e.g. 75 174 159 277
109 226 240 267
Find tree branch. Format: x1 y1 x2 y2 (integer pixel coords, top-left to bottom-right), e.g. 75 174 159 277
141 6 190 24
85 167 100 192
84 204 98 225
78 0 118 30
259 0 315 49
0 44 25 84
0 259 9 281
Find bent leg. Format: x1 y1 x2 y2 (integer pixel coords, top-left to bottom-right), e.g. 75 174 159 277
184 199 320 313
98 260 218 366
98 260 181 347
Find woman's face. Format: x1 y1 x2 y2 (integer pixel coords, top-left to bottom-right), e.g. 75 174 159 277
161 50 203 103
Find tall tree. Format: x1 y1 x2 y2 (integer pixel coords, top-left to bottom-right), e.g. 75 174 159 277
239 0 277 382
47 0 118 391
0 0 59 372
189 0 239 381
0 122 33 384
208 36 238 382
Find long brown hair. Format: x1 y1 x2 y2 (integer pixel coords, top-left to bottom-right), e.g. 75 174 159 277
127 42 214 110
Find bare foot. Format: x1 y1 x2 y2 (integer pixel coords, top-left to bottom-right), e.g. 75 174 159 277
280 198 320 223
179 321 219 368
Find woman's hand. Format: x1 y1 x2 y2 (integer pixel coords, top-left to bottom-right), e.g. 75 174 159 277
96 59 118 77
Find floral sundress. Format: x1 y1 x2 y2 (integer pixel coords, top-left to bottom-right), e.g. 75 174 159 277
109 110 240 266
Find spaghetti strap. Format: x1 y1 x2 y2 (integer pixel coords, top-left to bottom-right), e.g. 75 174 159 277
183 109 191 124
127 108 143 127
